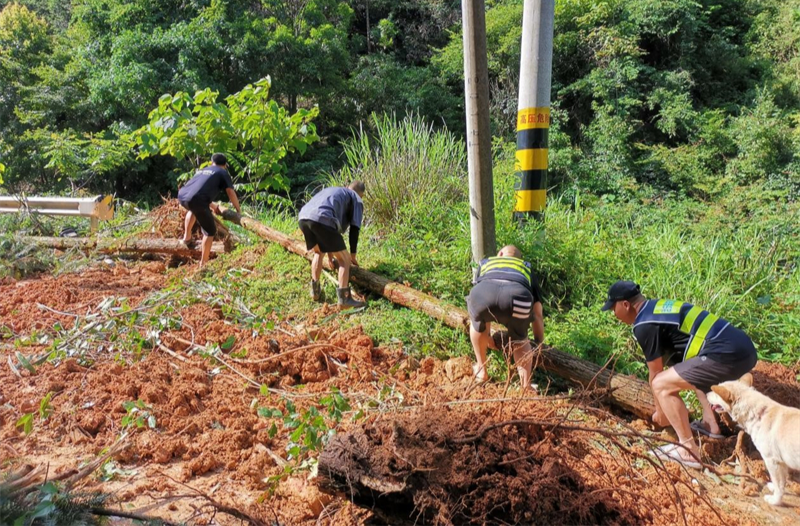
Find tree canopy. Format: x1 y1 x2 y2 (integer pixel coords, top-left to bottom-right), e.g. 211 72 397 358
0 0 797 203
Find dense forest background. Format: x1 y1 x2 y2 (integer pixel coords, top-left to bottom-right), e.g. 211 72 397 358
1 0 798 204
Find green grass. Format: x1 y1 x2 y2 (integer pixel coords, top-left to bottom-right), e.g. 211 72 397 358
250 126 800 375
238 243 315 319
240 192 798 378
325 113 467 228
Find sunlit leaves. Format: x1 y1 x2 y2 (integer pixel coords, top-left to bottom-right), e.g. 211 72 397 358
134 77 319 200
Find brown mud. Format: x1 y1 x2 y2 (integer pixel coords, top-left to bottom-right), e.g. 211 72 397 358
1 262 799 525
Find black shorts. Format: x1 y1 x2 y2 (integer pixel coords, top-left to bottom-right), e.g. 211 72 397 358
179 199 216 237
674 326 758 392
467 280 534 341
299 219 346 253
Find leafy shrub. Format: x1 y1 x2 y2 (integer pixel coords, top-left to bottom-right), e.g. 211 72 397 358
134 77 319 201
726 91 798 187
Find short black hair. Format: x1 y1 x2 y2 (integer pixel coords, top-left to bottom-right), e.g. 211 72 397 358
211 153 227 166
349 180 366 195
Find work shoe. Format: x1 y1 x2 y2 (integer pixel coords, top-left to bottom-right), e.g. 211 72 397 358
311 280 323 302
336 287 365 309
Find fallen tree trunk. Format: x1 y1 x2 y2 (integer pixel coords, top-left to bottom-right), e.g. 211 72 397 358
220 209 469 329
18 236 227 258
537 347 654 418
220 208 655 418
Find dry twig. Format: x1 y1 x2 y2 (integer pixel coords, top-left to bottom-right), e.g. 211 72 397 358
156 471 273 526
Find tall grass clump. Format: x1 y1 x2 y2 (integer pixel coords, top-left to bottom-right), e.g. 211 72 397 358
326 113 467 229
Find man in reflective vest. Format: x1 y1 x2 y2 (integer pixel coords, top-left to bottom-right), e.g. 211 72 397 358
602 280 758 468
467 245 545 390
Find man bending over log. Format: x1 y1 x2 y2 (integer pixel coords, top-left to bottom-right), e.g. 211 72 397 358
467 245 545 389
602 280 758 469
178 153 241 267
298 181 366 309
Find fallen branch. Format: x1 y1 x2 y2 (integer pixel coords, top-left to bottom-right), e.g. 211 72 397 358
89 507 182 526
63 436 130 490
17 236 227 258
156 471 272 526
157 343 189 363
1 465 44 494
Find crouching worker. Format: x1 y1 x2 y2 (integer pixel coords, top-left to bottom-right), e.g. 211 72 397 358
298 181 366 309
177 153 241 267
602 280 758 469
467 245 545 389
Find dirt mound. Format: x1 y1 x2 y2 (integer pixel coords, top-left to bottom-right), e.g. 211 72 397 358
149 199 228 242
0 262 165 334
318 408 640 526
3 264 799 525
751 361 800 407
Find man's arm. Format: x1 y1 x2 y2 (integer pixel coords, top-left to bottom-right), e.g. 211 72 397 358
634 324 669 426
647 357 669 426
531 302 544 344
349 226 360 266
226 188 241 214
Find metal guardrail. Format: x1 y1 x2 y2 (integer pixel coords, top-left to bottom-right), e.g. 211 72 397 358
0 195 114 232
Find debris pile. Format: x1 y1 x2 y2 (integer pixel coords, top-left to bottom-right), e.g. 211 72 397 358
1 263 797 525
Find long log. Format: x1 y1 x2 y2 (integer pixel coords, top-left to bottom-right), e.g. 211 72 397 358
220 208 655 418
18 236 226 258
220 209 470 330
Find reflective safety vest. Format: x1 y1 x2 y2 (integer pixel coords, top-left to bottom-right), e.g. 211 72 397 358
476 256 533 291
634 300 731 361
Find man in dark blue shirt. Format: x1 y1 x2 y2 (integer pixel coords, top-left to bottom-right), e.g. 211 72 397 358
298 181 365 308
602 280 757 469
467 245 545 390
178 153 241 266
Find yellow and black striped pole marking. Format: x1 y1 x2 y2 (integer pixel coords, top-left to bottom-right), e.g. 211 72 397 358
515 0 553 223
514 107 549 221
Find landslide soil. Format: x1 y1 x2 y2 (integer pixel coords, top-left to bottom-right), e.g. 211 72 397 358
1 262 799 526
148 199 231 247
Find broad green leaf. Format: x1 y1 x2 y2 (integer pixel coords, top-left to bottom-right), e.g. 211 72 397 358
220 335 235 350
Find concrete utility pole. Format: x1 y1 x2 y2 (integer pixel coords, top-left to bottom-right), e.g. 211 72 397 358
462 0 496 262
514 0 554 223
